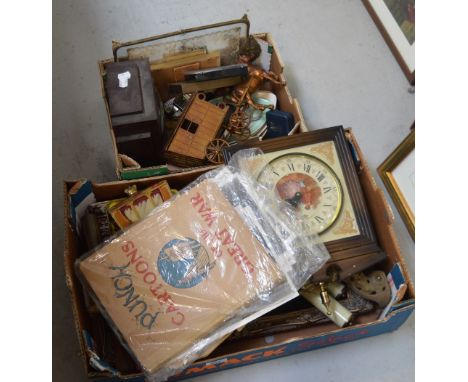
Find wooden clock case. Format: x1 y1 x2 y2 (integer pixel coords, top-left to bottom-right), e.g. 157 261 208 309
224 126 385 282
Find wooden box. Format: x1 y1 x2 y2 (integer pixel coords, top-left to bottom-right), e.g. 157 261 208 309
104 58 165 168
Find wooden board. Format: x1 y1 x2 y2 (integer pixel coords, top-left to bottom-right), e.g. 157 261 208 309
150 51 221 101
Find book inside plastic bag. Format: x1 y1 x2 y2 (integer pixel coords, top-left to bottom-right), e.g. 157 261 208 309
75 148 329 382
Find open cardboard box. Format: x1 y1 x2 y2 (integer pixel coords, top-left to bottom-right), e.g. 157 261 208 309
98 15 307 180
64 127 415 381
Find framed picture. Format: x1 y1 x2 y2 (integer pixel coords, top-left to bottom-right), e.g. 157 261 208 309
378 125 415 239
362 0 415 83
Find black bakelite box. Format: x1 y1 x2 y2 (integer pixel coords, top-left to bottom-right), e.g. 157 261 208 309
105 59 164 167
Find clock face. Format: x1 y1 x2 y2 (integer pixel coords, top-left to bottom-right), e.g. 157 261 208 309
257 153 343 234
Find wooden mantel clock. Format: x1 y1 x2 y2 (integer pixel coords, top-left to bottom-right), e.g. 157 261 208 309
225 126 385 282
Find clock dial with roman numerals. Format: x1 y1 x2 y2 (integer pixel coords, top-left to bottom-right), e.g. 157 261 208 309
257 153 343 234
224 127 384 281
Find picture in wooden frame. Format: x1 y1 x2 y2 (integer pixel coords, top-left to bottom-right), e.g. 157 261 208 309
224 126 385 282
362 0 415 84
378 125 415 240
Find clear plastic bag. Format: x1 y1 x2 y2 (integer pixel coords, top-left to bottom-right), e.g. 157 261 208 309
76 148 329 381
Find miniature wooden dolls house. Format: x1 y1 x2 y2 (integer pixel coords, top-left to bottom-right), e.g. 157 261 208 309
165 93 228 167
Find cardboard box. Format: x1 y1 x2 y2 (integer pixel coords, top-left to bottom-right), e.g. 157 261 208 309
98 16 307 180
66 16 414 381
64 128 415 381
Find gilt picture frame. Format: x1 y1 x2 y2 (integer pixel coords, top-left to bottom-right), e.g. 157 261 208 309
362 0 415 84
378 125 415 239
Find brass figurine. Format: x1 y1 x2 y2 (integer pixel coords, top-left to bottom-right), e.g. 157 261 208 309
232 36 285 111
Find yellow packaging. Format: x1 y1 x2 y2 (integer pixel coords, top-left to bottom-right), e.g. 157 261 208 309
109 181 172 229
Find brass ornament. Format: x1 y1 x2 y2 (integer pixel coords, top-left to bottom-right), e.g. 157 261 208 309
347 270 391 308
232 36 285 111
205 139 229 164
228 108 252 133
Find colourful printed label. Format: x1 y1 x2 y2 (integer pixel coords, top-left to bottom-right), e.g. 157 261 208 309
158 238 215 289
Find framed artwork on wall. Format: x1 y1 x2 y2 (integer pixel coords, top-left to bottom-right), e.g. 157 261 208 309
362 0 415 84
378 125 415 240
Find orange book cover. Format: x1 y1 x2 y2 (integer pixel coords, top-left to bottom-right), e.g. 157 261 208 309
78 179 285 374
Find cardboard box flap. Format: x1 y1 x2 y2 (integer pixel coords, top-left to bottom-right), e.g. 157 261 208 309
254 33 307 132
63 181 95 375
346 130 414 300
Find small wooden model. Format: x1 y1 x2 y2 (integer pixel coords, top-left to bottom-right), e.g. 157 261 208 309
165 93 228 167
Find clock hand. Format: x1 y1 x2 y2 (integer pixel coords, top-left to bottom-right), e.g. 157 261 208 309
286 192 302 208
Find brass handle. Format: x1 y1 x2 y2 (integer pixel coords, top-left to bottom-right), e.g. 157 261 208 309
319 282 331 315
